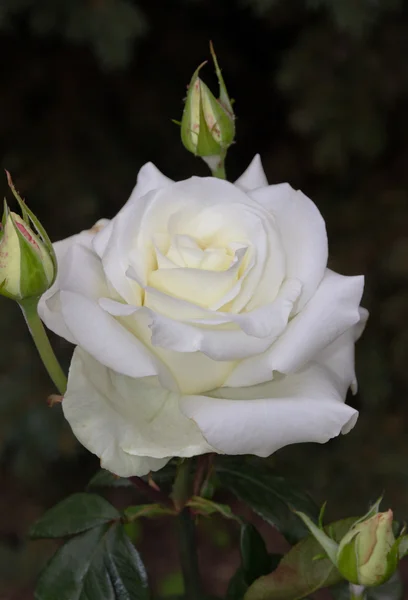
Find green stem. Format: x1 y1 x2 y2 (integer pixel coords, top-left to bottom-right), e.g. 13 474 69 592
212 157 226 179
178 508 203 600
172 458 193 511
204 151 227 180
350 584 366 600
19 296 67 395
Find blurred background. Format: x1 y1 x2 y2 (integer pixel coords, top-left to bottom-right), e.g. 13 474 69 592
0 0 408 597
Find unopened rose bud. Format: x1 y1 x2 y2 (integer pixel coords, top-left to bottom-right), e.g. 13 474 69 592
180 44 235 158
337 510 397 586
297 502 400 589
0 174 56 302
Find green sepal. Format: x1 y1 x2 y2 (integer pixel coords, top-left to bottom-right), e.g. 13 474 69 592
295 511 339 565
383 538 401 585
181 62 220 156
352 497 383 528
180 52 235 158
186 495 241 522
6 172 57 285
336 532 360 584
200 78 235 147
209 40 234 116
11 216 52 300
318 502 327 529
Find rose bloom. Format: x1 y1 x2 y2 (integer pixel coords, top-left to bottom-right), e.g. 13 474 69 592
39 156 367 477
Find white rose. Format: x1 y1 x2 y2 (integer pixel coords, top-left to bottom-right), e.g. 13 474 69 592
39 156 367 477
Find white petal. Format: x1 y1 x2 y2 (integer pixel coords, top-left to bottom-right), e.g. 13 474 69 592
148 247 247 309
98 298 235 394
315 306 368 397
63 348 213 476
100 278 300 362
226 270 364 387
235 155 268 191
93 163 173 259
128 162 173 202
58 290 176 386
39 226 108 342
58 244 109 299
96 192 156 304
180 362 358 457
251 183 328 311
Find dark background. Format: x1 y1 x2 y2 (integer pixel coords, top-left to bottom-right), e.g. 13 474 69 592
1 0 408 597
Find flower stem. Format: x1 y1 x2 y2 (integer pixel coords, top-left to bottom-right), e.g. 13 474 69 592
203 151 227 180
19 296 67 395
178 507 203 600
350 584 366 600
212 158 226 180
172 458 193 511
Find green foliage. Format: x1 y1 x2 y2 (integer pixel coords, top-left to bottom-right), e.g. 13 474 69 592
186 496 240 521
30 493 121 539
124 504 176 520
240 524 277 586
227 523 281 599
34 522 149 600
216 457 319 543
87 468 133 489
244 517 357 600
227 567 250 600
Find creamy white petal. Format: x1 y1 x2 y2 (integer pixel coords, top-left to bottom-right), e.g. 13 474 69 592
100 278 301 362
226 270 364 387
251 183 328 311
58 290 175 386
58 244 109 299
180 361 358 457
63 348 213 476
39 225 108 342
235 154 269 191
128 162 174 202
97 300 235 394
148 246 247 308
315 306 369 396
96 191 158 304
93 163 174 260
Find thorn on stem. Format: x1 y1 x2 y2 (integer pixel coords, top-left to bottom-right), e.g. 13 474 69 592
47 394 63 407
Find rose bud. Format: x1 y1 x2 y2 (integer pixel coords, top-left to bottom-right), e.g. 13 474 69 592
297 501 400 588
337 510 397 586
180 44 235 158
0 176 56 302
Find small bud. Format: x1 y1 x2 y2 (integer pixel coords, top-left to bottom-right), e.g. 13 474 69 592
180 44 235 158
337 510 397 586
0 174 56 302
296 499 401 589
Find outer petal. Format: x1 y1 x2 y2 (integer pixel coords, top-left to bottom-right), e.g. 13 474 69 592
63 348 213 476
316 306 369 396
58 290 178 389
99 278 301 361
97 300 236 394
251 183 328 311
92 163 173 259
180 360 359 458
226 270 364 387
39 222 109 342
235 154 268 191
